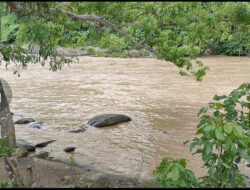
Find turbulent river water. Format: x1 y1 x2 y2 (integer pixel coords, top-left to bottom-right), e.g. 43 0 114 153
1 56 250 180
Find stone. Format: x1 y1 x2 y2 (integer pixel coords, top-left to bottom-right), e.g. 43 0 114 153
16 139 36 151
64 147 76 153
87 114 131 128
69 128 86 133
14 118 35 124
36 151 49 159
35 140 56 148
28 122 42 129
16 148 29 157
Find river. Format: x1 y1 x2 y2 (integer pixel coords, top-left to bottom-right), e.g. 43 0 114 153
1 55 250 181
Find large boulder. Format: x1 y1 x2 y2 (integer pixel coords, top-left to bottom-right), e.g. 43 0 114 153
16 139 36 151
87 114 131 128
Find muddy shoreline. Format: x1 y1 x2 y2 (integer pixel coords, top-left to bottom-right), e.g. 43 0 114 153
0 157 148 188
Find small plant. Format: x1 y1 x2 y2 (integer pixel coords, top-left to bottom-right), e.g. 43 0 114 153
0 180 13 188
152 158 198 188
0 137 15 157
81 179 95 188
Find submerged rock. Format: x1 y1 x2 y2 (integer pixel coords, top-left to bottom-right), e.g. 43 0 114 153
64 147 76 153
35 140 56 148
87 114 131 128
28 122 43 129
14 118 35 124
36 151 49 159
69 128 86 133
16 148 29 157
16 139 36 151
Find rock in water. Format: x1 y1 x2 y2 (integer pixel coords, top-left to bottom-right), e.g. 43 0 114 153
28 122 43 129
64 147 76 153
36 151 49 159
15 118 35 124
16 139 36 151
16 148 29 157
35 140 56 148
87 114 131 128
69 128 86 133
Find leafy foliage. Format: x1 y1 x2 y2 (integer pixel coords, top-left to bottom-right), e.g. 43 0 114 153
0 137 15 157
154 83 250 188
1 13 19 44
153 158 198 188
0 180 13 188
191 83 250 187
1 2 249 80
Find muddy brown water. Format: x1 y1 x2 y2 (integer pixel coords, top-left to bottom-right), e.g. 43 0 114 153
0 56 250 181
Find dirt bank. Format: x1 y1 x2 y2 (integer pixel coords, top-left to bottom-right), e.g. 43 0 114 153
0 157 148 188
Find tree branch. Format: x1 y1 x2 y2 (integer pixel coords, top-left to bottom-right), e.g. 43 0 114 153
56 9 128 38
55 9 157 55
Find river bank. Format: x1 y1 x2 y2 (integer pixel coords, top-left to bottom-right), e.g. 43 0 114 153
0 157 148 188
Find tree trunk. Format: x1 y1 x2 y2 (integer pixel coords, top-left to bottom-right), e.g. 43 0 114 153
0 80 16 146
0 80 18 186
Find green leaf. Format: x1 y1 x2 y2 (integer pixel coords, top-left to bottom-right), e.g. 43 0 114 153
203 125 215 134
222 163 230 169
171 166 179 181
224 123 233 134
178 158 187 168
215 126 225 141
213 95 227 101
189 141 199 152
233 124 243 138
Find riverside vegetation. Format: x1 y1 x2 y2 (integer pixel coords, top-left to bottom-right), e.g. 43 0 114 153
0 2 250 188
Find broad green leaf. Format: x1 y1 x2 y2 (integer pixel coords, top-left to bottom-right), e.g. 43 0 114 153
215 126 225 141
203 125 214 134
224 123 233 134
171 166 179 181
233 124 243 138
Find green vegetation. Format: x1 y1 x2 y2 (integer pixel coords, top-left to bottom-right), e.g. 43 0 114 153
153 158 198 188
0 2 249 80
0 137 15 157
153 83 250 188
0 138 15 188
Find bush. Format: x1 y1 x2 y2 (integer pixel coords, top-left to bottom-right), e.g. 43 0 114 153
1 14 19 44
152 158 198 188
153 83 250 188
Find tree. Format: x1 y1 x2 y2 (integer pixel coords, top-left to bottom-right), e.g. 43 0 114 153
0 2 249 187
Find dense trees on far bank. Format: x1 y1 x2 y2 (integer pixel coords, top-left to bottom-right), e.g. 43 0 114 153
1 2 249 80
